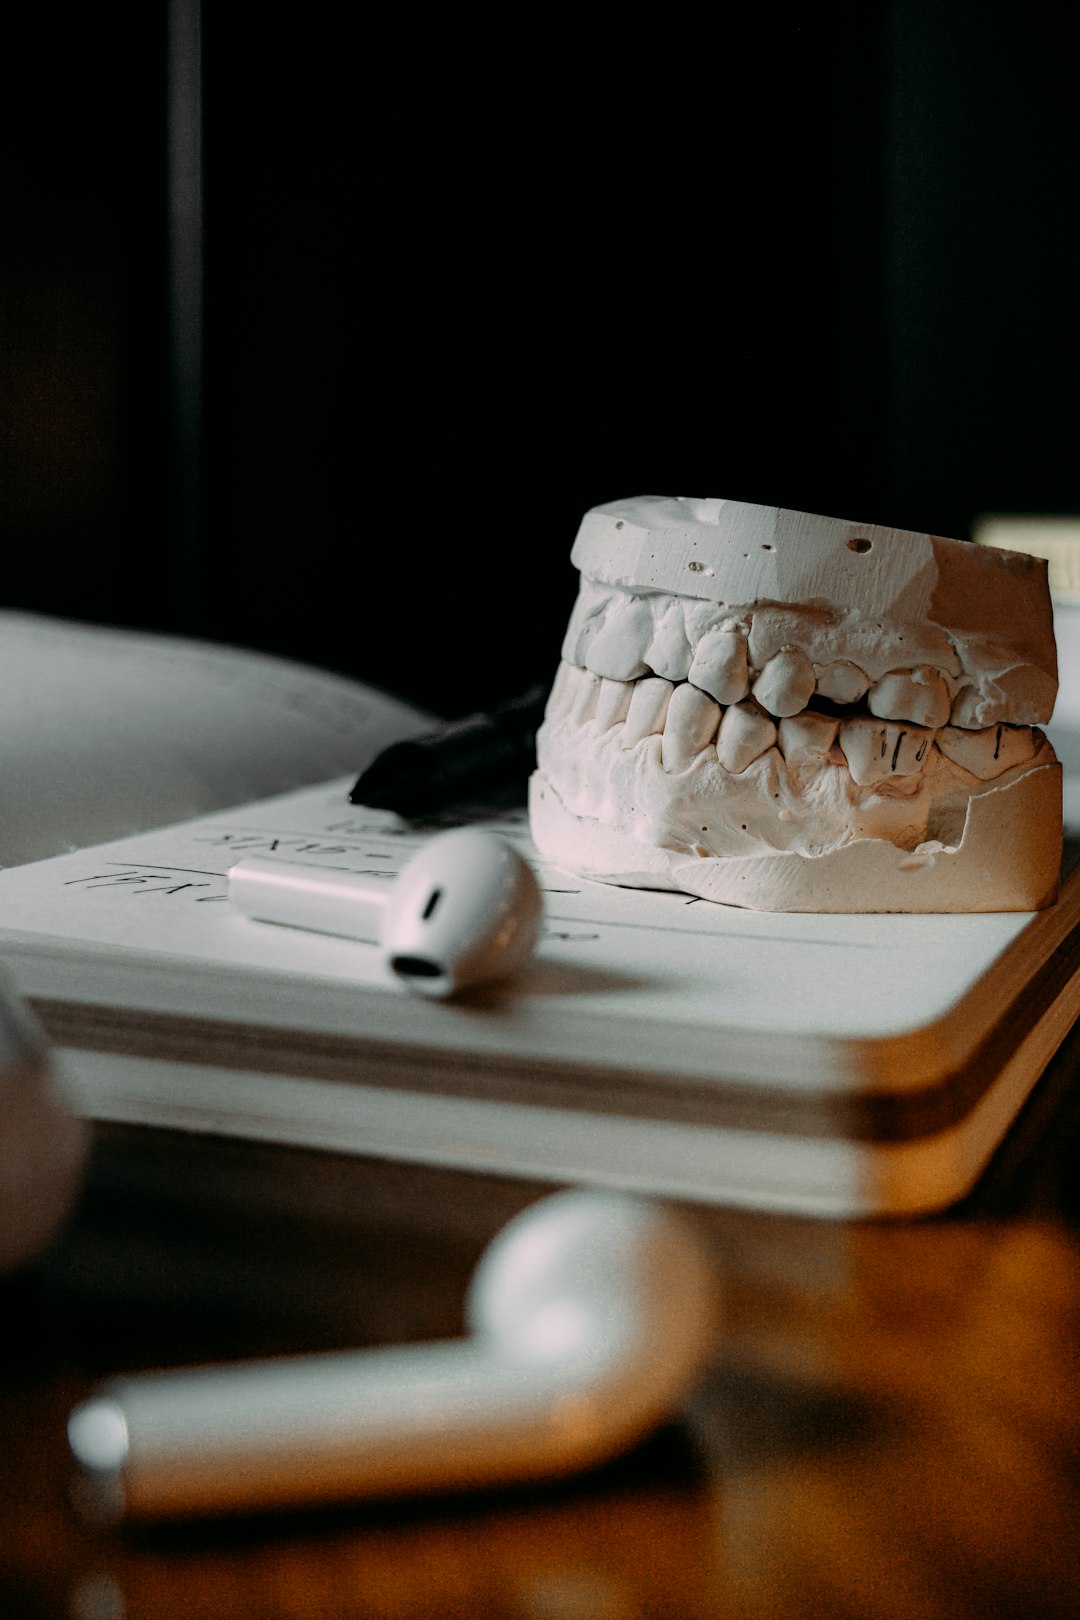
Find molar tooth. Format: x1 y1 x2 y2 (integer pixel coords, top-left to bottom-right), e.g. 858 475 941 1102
881 724 933 779
645 603 693 681
949 686 986 728
869 666 951 728
595 677 633 731
584 596 653 681
687 628 750 704
814 660 870 705
936 724 1037 779
716 700 778 774
778 711 840 768
838 718 886 785
661 683 722 772
621 677 674 748
839 717 933 786
752 647 816 718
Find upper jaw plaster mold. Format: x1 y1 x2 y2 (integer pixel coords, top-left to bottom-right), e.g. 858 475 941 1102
528 496 1063 912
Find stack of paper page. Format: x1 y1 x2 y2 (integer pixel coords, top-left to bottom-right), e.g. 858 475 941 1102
1 776 1078 1217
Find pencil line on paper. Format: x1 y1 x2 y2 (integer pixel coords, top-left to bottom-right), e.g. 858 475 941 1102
202 824 423 843
90 862 228 878
541 913 879 948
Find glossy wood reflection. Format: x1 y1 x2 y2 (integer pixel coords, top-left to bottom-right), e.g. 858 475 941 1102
3 1043 1080 1619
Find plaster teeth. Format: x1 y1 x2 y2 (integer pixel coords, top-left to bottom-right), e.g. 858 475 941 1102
951 685 996 729
839 717 933 786
717 700 778 774
661 684 722 772
595 677 633 731
777 711 840 768
571 668 602 724
814 659 870 705
536 500 1061 912
621 677 674 748
936 723 1037 780
950 663 1058 729
687 627 750 705
546 660 578 721
584 596 653 681
869 667 952 728
560 581 610 666
645 603 694 682
554 581 1050 795
752 647 817 718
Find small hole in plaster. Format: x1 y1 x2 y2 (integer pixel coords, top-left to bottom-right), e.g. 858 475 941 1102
848 536 872 554
687 560 704 572
615 520 624 529
761 543 774 551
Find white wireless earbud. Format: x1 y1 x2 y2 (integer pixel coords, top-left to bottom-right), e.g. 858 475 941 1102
67 1189 717 1521
228 827 543 998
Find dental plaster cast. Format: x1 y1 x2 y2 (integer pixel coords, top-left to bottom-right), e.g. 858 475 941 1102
528 497 1063 912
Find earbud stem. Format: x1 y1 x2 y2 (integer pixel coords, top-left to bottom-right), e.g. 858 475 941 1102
70 1338 633 1520
67 1191 716 1522
229 857 391 944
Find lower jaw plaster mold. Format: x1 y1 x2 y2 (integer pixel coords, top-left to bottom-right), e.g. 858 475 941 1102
528 496 1063 912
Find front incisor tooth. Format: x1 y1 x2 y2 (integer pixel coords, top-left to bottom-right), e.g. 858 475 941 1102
869 667 952 728
661 683 722 772
717 700 778 774
571 669 602 724
752 647 816 717
621 677 675 748
778 711 839 768
645 603 693 682
584 595 654 681
545 660 578 721
595 677 633 731
839 717 933 786
936 724 1038 779
687 628 750 705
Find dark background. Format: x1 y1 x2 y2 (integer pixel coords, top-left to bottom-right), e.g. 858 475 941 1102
1 3 1078 719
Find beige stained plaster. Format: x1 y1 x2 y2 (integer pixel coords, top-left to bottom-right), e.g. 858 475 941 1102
530 497 1062 913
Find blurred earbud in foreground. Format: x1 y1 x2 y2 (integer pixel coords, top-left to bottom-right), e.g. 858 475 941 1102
0 971 88 1276
228 827 543 998
68 1187 718 1520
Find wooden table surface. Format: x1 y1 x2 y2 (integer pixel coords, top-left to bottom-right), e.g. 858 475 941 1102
4 1023 1080 1620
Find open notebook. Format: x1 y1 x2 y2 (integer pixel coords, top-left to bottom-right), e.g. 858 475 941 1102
1 608 1079 1218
